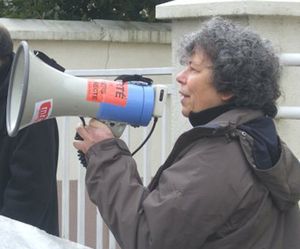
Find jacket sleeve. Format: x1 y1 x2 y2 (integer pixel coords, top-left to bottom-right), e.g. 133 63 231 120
85 138 245 249
1 119 59 228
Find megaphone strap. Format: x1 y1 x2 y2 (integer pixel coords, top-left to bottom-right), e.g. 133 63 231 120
34 50 65 72
115 74 153 86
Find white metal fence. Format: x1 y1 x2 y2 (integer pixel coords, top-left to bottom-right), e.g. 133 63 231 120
58 53 300 249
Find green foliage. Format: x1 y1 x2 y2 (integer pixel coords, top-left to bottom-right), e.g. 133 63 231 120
0 0 171 22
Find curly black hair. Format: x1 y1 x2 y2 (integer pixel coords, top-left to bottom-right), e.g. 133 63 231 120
178 16 281 117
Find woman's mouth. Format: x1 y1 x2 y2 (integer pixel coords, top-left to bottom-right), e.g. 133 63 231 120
179 91 189 101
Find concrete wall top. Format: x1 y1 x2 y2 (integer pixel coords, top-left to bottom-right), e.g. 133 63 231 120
156 0 300 19
0 18 171 44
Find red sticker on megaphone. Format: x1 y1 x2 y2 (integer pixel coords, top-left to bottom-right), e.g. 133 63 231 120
86 80 128 107
31 99 53 123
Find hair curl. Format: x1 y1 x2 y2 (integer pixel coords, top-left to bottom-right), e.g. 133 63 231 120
178 16 281 117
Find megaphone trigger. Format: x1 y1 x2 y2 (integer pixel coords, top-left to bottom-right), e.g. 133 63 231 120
98 120 127 138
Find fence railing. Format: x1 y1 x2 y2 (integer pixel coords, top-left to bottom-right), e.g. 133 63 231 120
59 53 300 248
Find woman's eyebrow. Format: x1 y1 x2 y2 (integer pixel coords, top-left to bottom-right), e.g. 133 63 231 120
190 61 213 68
189 61 202 67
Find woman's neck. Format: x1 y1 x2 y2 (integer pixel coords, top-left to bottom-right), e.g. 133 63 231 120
188 104 234 127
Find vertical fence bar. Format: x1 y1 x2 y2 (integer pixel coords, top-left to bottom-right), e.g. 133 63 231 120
142 126 151 186
77 166 86 244
121 126 130 147
160 102 167 165
61 117 70 239
96 210 103 249
109 231 117 249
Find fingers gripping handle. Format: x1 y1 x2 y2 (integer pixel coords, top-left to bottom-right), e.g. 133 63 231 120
75 118 126 168
101 121 127 138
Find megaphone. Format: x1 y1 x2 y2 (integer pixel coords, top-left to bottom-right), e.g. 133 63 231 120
6 41 167 137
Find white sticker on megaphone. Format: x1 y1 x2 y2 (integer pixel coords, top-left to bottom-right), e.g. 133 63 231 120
31 99 53 123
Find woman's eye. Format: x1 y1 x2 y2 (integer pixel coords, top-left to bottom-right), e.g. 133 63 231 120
187 62 201 72
190 67 200 72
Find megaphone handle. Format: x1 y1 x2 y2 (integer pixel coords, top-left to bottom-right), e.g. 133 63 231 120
74 118 126 168
75 117 88 168
75 133 88 168
101 121 127 138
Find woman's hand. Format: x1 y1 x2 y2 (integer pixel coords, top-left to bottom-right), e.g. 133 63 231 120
73 119 114 154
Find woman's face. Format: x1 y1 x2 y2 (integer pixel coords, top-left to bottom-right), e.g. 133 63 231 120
176 50 230 117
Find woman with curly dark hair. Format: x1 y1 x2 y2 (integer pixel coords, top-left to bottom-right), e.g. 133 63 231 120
178 16 281 118
74 17 300 249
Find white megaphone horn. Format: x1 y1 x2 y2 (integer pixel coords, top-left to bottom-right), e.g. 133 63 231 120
6 41 167 137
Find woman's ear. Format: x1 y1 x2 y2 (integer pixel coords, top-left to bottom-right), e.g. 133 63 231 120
220 92 234 102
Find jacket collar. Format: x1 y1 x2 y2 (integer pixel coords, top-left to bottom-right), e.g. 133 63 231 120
188 104 235 127
204 108 264 128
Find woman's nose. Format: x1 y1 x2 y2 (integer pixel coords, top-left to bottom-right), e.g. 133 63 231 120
176 68 187 85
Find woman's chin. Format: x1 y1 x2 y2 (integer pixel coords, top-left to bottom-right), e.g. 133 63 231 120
181 109 190 117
